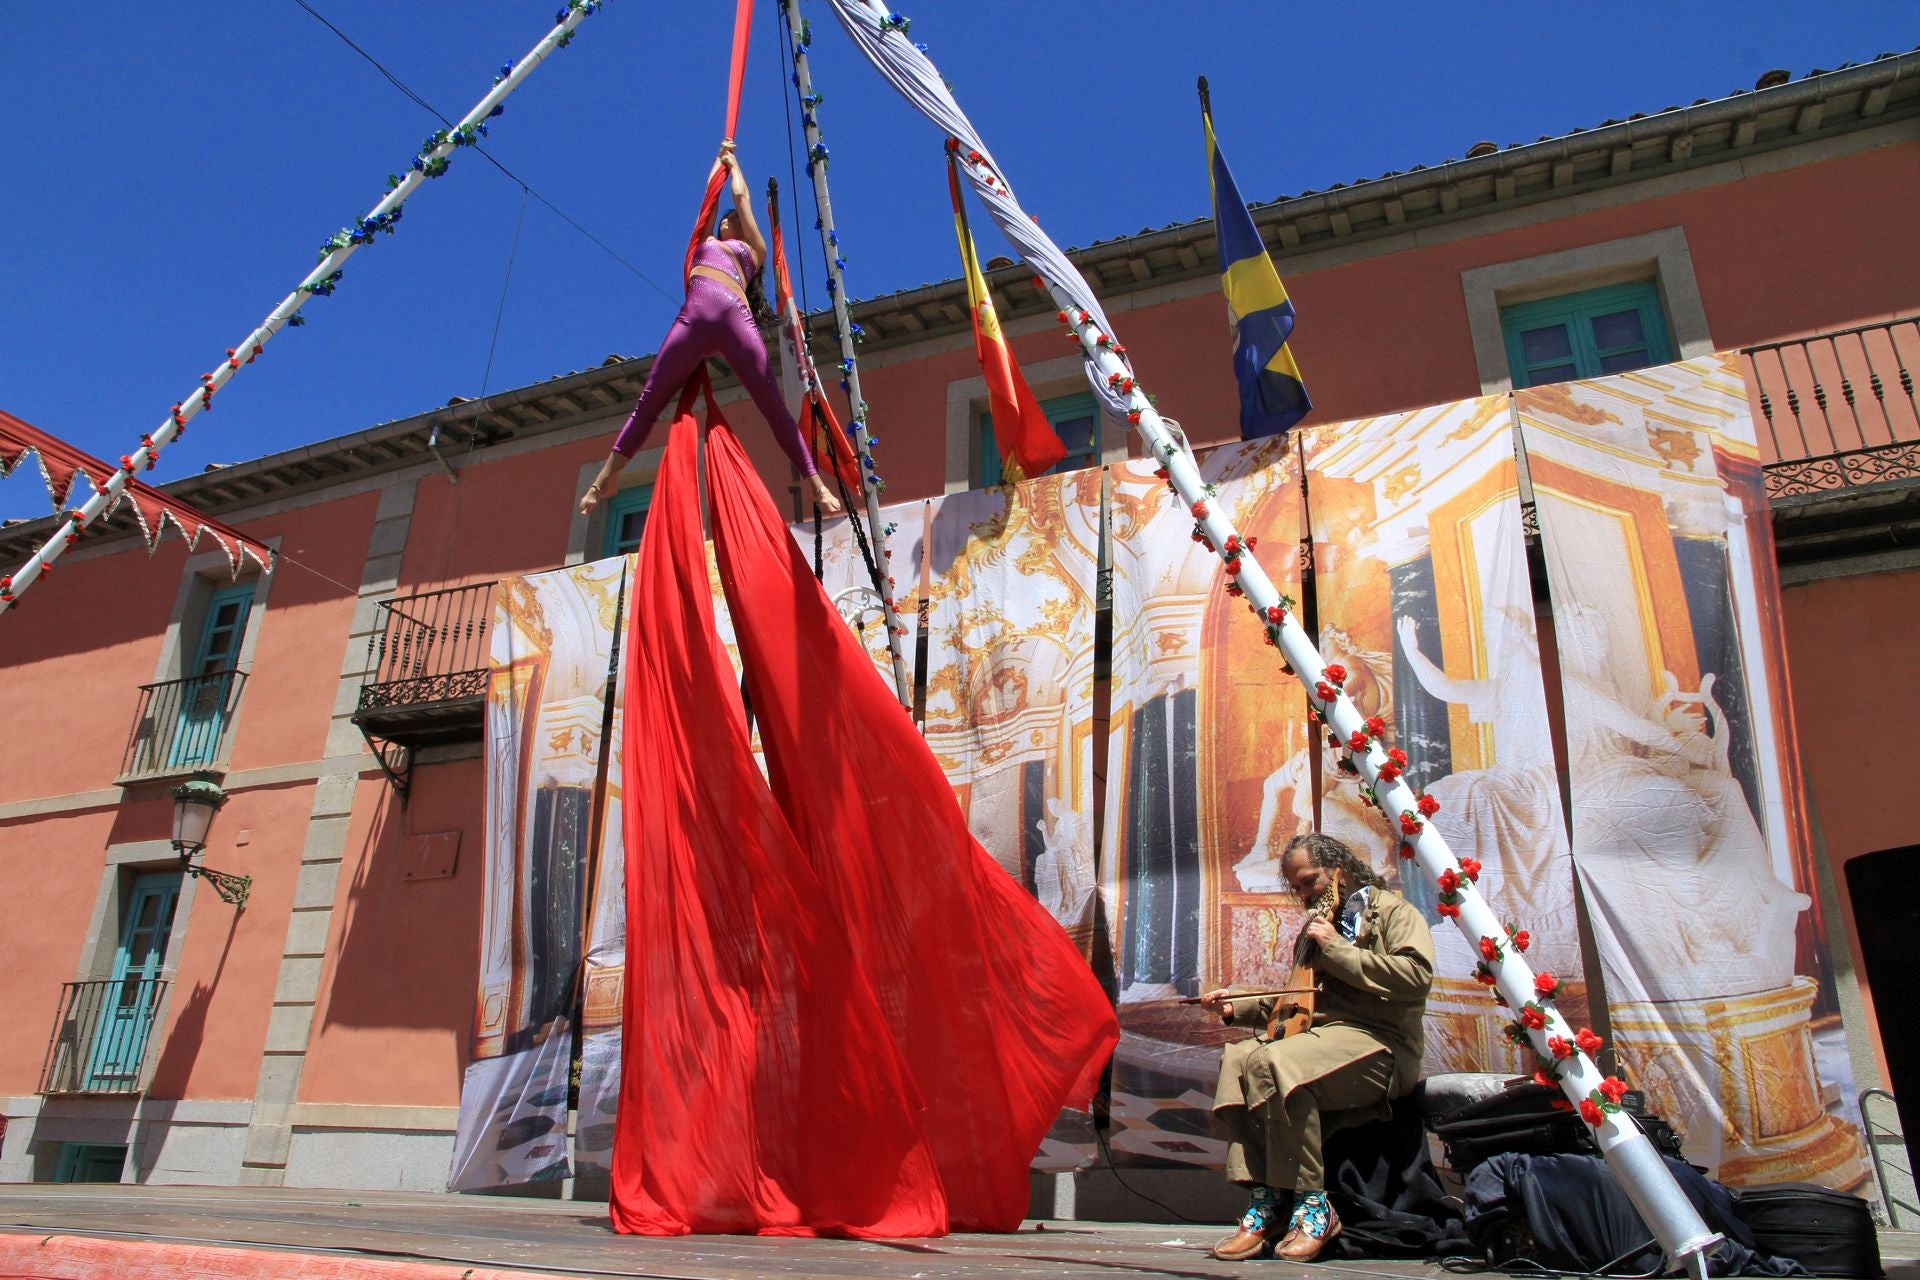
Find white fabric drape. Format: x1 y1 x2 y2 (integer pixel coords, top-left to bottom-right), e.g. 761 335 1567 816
821 0 1130 417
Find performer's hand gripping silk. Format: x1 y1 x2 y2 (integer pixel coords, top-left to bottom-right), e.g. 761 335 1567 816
581 142 842 518
1199 833 1435 1262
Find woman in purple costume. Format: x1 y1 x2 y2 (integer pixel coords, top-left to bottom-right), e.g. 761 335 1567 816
580 142 842 518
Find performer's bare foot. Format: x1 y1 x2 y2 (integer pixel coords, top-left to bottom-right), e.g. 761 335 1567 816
809 477 843 516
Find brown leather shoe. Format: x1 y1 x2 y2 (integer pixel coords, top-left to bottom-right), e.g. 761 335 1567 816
1209 1220 1287 1261
1274 1202 1342 1262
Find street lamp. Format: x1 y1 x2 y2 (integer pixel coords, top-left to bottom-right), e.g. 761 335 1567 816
171 777 250 909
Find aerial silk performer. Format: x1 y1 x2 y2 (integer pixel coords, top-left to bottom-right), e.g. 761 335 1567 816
611 383 1118 1234
605 0 1116 1236
578 142 843 519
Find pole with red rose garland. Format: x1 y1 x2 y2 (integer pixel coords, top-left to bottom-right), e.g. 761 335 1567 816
0 0 611 617
1043 294 1720 1271
827 3 1722 1264
775 0 913 707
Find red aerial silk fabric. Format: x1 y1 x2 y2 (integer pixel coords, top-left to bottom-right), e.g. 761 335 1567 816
686 0 757 281
704 422 1119 1231
609 381 946 1237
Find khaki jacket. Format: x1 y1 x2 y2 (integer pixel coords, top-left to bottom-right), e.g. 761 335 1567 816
1223 887 1435 1099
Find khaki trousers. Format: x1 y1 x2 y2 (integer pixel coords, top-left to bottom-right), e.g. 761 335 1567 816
1214 1043 1394 1191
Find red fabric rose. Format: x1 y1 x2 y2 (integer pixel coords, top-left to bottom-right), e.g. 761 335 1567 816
1191 500 1208 519
1437 868 1459 894
1378 762 1402 783
1532 1069 1554 1089
1399 812 1422 836
1347 730 1368 751
1474 968 1496 985
1550 1097 1574 1112
1548 1035 1572 1059
1436 902 1460 919
1600 1076 1627 1104
1479 936 1499 961
1534 972 1559 998
1388 747 1407 766
1512 930 1531 953
1579 1098 1605 1127
1365 716 1386 737
1324 663 1347 684
1397 842 1415 860
1266 605 1285 624
1518 1005 1546 1030
1317 681 1338 704
1459 857 1482 881
1417 793 1440 817
1575 1027 1604 1055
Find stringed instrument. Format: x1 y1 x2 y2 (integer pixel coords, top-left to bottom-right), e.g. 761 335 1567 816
1265 870 1344 1042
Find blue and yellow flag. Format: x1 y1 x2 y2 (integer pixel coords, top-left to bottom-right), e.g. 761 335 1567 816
1204 91 1311 439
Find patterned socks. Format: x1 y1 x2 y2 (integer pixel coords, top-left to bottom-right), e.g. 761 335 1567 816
1239 1184 1281 1234
1290 1189 1333 1238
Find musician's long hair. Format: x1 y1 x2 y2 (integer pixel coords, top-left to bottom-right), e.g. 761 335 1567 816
1283 832 1388 892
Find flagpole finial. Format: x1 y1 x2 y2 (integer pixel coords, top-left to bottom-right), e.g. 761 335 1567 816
1198 75 1212 115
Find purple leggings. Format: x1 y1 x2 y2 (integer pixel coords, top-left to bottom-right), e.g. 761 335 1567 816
610 278 817 477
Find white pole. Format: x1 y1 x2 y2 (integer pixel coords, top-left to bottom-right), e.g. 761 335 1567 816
0 0 612 616
776 0 914 708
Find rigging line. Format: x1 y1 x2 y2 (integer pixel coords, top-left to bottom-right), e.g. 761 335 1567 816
481 190 531 398
285 0 678 306
776 16 813 317
271 550 362 596
436 186 530 585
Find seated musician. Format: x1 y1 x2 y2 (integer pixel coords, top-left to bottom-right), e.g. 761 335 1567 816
1199 832 1435 1262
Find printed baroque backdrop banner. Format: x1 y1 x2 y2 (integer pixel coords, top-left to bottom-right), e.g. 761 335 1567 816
451 558 624 1192
1521 354 1866 1189
1101 439 1307 1168
1302 397 1586 1077
923 473 1101 954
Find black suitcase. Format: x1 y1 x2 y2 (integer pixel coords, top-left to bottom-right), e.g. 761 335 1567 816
1732 1182 1882 1278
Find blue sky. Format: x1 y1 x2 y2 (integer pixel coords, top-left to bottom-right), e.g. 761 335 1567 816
1 1 1912 522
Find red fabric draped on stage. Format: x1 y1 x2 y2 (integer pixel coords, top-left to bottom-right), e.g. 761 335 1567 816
609 391 945 1237
610 385 1116 1236
703 421 1118 1232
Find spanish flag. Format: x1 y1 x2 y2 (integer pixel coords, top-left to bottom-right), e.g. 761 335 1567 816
1203 80 1311 439
949 151 1065 483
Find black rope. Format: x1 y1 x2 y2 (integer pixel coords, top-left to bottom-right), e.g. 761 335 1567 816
1088 1111 1213 1226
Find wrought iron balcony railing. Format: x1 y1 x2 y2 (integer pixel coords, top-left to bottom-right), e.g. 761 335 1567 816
38 977 170 1095
354 581 496 754
1745 317 1920 500
118 668 248 782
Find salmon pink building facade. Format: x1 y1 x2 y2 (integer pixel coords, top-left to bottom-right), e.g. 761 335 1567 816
2 53 1916 1207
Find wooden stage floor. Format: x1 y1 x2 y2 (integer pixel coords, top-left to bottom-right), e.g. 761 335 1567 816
1 1184 1916 1279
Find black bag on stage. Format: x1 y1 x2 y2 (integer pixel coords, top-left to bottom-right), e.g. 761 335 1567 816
1731 1183 1882 1278
1428 1082 1592 1174
1463 1152 1809 1277
1426 1079 1688 1176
